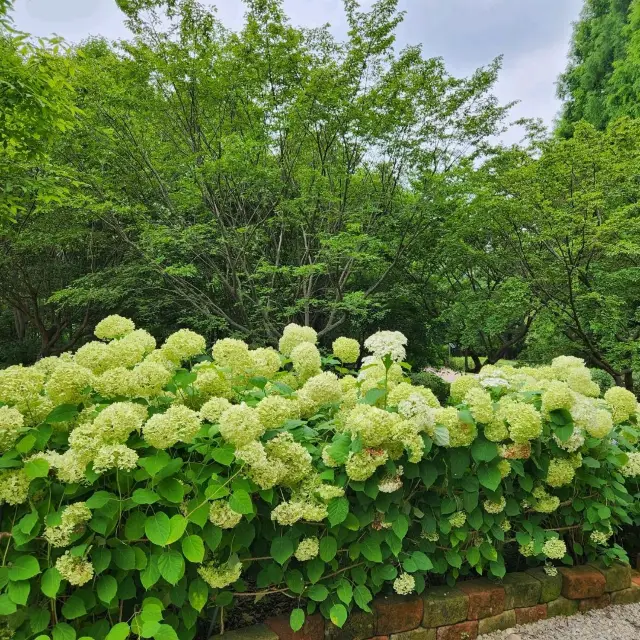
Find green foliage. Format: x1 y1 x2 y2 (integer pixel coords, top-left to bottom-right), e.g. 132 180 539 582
0 318 638 637
557 0 640 134
410 371 451 405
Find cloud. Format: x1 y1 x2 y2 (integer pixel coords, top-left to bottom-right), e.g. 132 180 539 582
12 0 583 132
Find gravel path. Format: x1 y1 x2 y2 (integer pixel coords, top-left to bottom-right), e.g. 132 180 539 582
481 603 640 640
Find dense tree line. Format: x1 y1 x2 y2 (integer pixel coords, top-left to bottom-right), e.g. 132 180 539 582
1 0 639 391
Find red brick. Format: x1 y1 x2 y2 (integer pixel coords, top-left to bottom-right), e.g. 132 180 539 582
436 620 478 640
559 566 606 600
374 595 424 635
632 575 640 588
265 614 324 640
515 604 547 625
579 593 611 613
636 553 640 571
456 579 505 620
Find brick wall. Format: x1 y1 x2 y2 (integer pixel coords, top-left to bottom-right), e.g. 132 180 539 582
217 563 640 640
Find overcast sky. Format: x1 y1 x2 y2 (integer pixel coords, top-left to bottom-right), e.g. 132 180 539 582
13 0 583 136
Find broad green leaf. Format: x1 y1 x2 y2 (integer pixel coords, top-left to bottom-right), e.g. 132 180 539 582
229 489 253 515
181 535 205 563
166 514 188 544
0 593 17 615
8 555 40 581
354 585 372 612
157 550 185 585
329 604 348 628
392 515 409 540
157 478 185 503
327 497 349 526
290 609 305 632
104 623 129 640
336 579 353 605
62 595 86 620
307 584 328 602
97 575 118 604
8 579 30 605
271 537 294 565
41 568 62 597
52 624 76 640
24 458 50 479
471 438 498 463
319 536 338 562
132 489 160 505
188 578 209 612
478 464 501 491
361 538 382 563
145 512 171 547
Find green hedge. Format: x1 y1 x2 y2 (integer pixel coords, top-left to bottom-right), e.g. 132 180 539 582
0 318 639 638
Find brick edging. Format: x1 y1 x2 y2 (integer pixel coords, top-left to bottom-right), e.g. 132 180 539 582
217 563 640 639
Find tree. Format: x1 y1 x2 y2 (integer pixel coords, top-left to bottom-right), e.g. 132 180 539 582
38 0 508 351
0 2 80 223
558 0 636 134
478 120 640 389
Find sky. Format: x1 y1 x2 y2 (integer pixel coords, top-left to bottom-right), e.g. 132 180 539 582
13 0 584 138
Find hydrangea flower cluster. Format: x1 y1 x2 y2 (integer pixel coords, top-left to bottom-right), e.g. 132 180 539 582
44 502 92 547
294 537 320 561
1 313 638 636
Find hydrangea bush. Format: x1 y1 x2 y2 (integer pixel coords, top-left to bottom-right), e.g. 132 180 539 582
0 318 639 638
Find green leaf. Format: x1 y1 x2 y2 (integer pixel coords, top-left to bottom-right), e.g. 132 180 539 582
104 623 129 640
445 549 462 569
330 604 348 628
354 585 372 612
24 458 50 479
478 463 502 491
97 575 118 604
471 437 498 463
319 536 338 562
157 551 184 585
62 595 86 620
114 546 136 571
271 537 294 565
285 569 305 594
0 593 16 615
85 490 114 509
554 423 574 442
41 568 62 597
154 625 178 640
448 448 470 478
363 388 386 405
410 551 433 571
145 512 171 547
188 578 209 612
211 445 235 466
361 538 382 563
92 548 112 574
8 580 30 605
392 515 409 540
467 547 481 566
125 512 147 540
132 489 160 505
420 462 438 488
327 497 349 526
290 608 305 632
166 515 188 544
307 584 329 602
8 555 40 581
30 609 50 634
52 624 76 640
157 478 185 503
326 433 351 465
229 490 253 515
181 535 205 563
337 579 353 604
45 404 79 424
